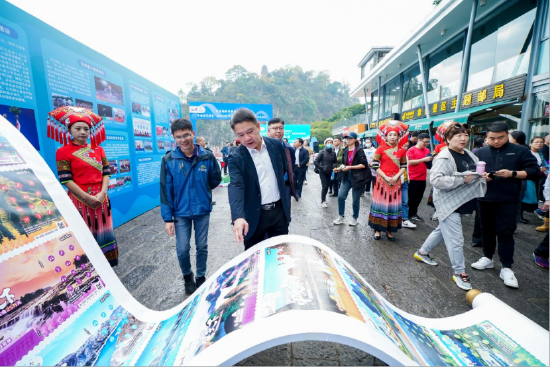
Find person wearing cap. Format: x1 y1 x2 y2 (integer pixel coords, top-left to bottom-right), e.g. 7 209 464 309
51 106 118 267
333 132 370 226
314 137 337 208
294 138 310 199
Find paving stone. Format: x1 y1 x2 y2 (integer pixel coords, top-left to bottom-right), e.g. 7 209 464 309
118 264 158 292
292 357 339 366
291 341 338 360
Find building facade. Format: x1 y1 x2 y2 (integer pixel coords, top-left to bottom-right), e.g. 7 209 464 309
347 0 549 144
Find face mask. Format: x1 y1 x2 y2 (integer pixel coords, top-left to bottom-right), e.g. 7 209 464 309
326 144 333 149
365 143 372 147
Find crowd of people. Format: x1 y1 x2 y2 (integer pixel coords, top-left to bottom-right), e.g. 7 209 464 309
48 106 548 296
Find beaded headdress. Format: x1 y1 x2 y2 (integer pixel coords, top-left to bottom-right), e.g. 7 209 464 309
48 106 105 148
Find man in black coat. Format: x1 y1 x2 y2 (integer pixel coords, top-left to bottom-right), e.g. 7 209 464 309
471 122 539 289
333 132 371 226
294 138 310 198
228 108 291 250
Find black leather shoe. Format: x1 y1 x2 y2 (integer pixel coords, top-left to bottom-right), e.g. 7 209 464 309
519 217 529 224
184 272 196 294
329 194 338 197
386 232 396 242
374 234 381 240
471 242 482 248
195 276 206 289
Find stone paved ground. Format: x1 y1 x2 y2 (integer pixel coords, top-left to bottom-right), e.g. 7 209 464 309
113 169 548 366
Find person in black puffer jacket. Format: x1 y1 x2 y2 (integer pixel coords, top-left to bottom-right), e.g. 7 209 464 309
314 138 337 207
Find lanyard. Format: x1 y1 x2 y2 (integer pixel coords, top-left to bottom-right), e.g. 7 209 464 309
347 148 356 166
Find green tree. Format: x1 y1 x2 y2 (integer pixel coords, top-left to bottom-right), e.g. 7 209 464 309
185 65 359 124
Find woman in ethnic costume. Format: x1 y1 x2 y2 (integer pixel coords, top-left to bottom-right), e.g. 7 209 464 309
368 120 409 241
49 106 119 267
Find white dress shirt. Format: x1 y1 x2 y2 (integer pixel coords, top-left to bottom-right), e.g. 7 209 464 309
246 139 281 204
295 146 301 166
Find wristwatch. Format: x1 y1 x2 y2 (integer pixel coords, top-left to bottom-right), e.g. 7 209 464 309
511 170 517 178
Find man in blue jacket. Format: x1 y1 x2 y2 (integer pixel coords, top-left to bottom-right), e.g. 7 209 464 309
160 119 222 294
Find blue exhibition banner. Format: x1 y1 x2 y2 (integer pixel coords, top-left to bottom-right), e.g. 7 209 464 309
0 0 181 227
188 101 272 155
284 124 311 141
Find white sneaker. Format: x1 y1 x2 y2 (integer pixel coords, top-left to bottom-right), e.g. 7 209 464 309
304 181 308 185
333 216 345 225
431 212 438 221
349 218 358 226
321 201 328 208
500 268 519 288
471 257 494 270
402 220 417 229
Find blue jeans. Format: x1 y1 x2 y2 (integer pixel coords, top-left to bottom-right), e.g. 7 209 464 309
174 214 210 278
338 175 362 219
401 181 409 221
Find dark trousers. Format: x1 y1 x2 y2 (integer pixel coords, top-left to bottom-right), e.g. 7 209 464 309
319 170 331 202
472 209 482 245
244 202 289 250
535 232 549 259
331 172 341 195
223 159 228 175
408 180 427 218
364 176 372 193
295 167 307 198
478 201 518 268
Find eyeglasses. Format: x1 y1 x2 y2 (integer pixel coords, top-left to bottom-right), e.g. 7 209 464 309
174 133 193 141
269 127 284 131
451 123 467 129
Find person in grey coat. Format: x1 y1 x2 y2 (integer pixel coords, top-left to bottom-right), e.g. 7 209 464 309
413 122 486 291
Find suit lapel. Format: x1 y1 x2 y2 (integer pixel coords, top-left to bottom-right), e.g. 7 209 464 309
240 145 261 190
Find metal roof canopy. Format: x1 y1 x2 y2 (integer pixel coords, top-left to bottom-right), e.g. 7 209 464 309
351 0 509 98
432 100 516 127
407 118 432 131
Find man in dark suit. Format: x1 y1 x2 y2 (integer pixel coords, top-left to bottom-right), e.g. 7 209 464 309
294 138 310 198
228 108 291 250
267 118 298 205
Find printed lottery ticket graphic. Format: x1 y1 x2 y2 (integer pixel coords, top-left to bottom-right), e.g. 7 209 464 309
0 116 548 366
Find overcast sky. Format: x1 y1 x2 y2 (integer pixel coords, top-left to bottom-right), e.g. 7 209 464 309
8 0 436 96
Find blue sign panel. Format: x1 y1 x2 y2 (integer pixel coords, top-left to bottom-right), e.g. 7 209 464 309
189 102 272 123
284 124 311 141
0 1 181 227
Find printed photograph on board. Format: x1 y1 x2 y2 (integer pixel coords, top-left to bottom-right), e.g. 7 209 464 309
263 242 363 321
94 76 124 106
0 169 67 254
0 131 25 166
0 232 102 366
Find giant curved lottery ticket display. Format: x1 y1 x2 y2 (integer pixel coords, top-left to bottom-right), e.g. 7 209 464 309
0 116 548 366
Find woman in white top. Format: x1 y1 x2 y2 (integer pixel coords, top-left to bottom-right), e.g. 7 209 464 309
362 138 376 195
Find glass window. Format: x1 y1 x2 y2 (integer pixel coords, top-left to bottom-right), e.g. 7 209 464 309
427 37 464 103
402 65 423 110
529 89 549 138
537 39 549 74
537 0 549 75
371 91 379 121
384 78 400 117
468 0 537 90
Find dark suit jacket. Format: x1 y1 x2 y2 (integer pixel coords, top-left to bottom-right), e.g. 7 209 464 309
296 147 309 169
228 137 291 240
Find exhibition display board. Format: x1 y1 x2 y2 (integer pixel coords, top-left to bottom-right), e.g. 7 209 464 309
0 0 181 227
189 101 273 185
0 117 548 366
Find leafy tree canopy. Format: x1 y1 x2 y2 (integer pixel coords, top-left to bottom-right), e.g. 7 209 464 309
184 65 359 124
